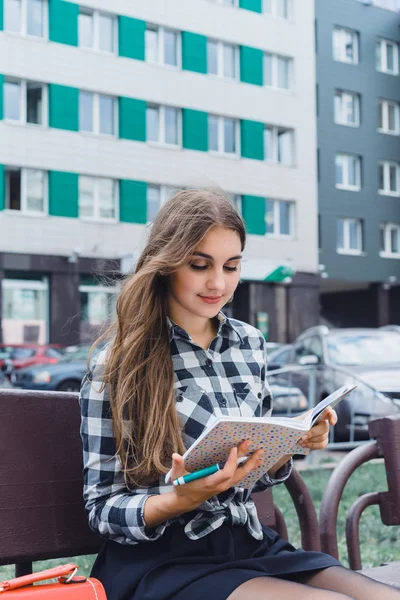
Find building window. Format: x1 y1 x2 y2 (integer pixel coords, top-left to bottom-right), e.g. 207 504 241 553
227 193 242 214
211 0 239 6
4 79 47 125
378 99 400 134
264 126 294 165
145 26 181 67
208 115 239 155
334 90 360 127
333 27 359 64
378 161 400 196
4 0 47 37
263 0 292 18
79 176 118 221
146 105 181 146
264 53 293 90
265 199 294 237
208 40 238 79
79 278 118 344
380 222 400 257
2 276 49 344
146 184 176 222
337 218 363 254
5 167 47 214
376 38 399 75
79 91 117 136
78 9 117 53
335 153 361 191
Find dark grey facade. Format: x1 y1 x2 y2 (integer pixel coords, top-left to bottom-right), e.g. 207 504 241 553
316 0 400 326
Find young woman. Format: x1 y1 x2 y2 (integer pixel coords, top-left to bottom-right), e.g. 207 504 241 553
80 189 399 600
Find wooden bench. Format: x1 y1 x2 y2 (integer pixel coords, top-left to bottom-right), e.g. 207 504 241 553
0 389 399 590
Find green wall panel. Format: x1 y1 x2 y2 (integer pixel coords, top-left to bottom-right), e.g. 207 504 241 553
240 46 263 86
241 120 264 160
120 180 147 224
0 0 3 31
239 0 262 12
118 16 145 61
119 97 146 141
49 171 79 218
242 195 266 235
0 74 4 120
0 165 4 211
182 31 207 74
182 109 208 152
49 84 79 131
49 0 78 46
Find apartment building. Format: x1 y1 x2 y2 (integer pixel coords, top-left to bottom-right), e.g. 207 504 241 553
316 0 400 327
0 0 318 345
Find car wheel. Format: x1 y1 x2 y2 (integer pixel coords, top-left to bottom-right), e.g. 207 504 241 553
57 380 81 392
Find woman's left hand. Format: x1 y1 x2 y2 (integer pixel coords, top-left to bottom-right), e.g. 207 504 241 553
298 407 338 451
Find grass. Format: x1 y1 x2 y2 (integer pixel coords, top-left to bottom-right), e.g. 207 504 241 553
1 462 399 581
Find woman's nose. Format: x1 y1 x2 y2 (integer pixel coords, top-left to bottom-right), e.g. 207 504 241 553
207 269 225 291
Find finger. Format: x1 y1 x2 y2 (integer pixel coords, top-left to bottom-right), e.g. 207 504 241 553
319 407 337 425
307 440 329 451
220 446 238 479
237 439 252 458
328 408 338 426
302 433 329 445
309 420 329 436
232 450 264 485
170 453 188 480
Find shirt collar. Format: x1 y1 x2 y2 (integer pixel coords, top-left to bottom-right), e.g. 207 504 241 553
167 311 243 344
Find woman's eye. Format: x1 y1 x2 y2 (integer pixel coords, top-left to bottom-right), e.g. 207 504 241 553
224 266 238 272
190 264 208 271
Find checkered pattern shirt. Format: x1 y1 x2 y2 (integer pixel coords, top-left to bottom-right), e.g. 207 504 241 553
80 312 292 545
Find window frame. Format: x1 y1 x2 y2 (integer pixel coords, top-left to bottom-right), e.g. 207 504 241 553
264 125 294 166
4 78 48 126
207 38 239 80
380 222 400 257
145 25 181 68
264 52 293 90
79 91 118 137
146 104 182 147
4 0 48 38
78 8 118 54
146 184 177 223
4 166 48 216
378 160 400 196
78 176 119 223
335 153 361 191
265 198 295 238
208 114 240 157
334 89 360 127
376 38 399 75
227 193 242 214
336 218 363 255
333 26 359 65
378 99 400 135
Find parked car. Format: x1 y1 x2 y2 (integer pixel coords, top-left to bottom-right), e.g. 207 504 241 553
267 344 294 371
268 326 400 441
11 346 91 392
0 344 63 373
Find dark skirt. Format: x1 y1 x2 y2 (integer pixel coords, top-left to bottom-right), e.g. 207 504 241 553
91 522 340 600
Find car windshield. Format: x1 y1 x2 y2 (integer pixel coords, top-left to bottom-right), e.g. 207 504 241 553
327 333 400 366
59 347 90 363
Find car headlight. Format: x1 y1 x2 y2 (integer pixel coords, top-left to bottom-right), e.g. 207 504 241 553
33 371 51 384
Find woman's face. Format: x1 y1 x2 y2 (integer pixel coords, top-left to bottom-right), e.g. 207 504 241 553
168 226 242 321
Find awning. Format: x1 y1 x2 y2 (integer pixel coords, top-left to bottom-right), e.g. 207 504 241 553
240 259 295 283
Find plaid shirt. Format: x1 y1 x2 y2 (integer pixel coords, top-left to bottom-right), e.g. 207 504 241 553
80 312 292 545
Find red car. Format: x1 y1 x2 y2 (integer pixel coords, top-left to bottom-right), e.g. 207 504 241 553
0 344 63 371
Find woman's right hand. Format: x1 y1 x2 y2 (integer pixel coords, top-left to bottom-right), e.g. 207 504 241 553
169 440 264 514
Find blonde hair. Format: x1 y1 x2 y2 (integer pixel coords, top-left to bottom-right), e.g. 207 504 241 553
94 188 246 487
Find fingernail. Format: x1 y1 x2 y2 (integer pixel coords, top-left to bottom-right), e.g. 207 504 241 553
301 435 308 441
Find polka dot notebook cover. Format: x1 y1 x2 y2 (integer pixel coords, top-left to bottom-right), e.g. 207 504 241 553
166 384 356 488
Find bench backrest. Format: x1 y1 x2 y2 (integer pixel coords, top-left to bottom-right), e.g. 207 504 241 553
0 389 101 566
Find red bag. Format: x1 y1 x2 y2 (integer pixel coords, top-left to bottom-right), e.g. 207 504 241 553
0 564 106 599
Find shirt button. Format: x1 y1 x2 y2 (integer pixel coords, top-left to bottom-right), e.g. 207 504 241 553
258 392 262 399
220 397 227 407
206 359 213 367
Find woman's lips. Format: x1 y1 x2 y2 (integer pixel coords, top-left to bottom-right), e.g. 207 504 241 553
199 295 223 304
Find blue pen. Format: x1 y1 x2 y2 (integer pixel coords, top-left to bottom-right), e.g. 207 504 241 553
172 456 249 486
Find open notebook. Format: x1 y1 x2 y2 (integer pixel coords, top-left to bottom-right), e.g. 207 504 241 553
166 384 357 488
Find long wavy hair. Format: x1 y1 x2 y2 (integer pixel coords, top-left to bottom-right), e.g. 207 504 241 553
93 188 246 487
